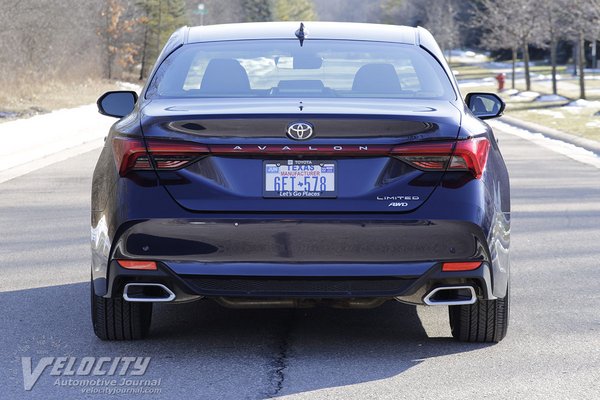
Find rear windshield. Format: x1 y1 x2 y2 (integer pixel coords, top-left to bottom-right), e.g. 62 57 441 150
146 39 455 100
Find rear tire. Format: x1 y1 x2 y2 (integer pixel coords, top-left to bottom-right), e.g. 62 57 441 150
449 288 509 343
91 282 152 340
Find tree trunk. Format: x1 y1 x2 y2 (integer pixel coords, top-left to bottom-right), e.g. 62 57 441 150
592 40 597 70
156 0 162 60
107 62 112 80
139 24 149 81
104 6 112 80
511 47 517 90
523 40 531 91
579 31 586 100
550 37 557 95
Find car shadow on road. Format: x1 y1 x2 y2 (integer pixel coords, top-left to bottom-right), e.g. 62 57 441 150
1 282 493 399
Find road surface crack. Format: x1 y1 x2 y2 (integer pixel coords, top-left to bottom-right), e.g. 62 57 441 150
267 310 295 398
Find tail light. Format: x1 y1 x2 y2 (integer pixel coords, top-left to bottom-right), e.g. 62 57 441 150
391 137 490 179
113 137 209 176
112 136 490 178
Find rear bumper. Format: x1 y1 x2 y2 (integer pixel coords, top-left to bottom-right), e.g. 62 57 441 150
112 217 488 263
94 216 501 303
103 259 496 304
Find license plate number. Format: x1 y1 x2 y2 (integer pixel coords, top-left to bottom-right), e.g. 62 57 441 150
263 160 336 198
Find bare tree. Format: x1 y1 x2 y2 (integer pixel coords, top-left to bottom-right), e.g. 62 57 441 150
379 0 460 62
0 0 105 107
313 0 382 22
421 0 459 60
537 0 570 95
101 0 144 79
472 0 540 91
563 0 600 99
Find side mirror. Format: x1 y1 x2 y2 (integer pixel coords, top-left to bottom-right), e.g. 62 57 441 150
465 92 505 120
97 91 138 118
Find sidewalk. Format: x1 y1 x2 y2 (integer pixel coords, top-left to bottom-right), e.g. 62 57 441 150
0 104 113 183
499 115 600 156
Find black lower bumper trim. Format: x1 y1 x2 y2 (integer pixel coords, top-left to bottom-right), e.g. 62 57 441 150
184 276 417 297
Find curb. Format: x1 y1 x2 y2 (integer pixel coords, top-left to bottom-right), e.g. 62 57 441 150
499 115 600 156
0 104 113 182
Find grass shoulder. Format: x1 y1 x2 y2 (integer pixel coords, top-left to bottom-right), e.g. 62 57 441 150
459 83 600 143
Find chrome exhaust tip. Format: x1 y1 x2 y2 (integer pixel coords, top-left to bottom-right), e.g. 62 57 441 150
123 283 176 303
423 286 477 306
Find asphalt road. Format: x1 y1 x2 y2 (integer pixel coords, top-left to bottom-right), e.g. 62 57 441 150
0 128 599 399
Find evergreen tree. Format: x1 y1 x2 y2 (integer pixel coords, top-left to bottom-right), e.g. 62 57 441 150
274 0 317 21
136 0 188 79
241 0 272 22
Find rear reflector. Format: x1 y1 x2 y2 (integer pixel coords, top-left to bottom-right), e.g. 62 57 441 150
117 260 158 270
441 261 482 272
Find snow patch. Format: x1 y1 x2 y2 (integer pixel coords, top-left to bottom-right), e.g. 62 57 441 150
566 99 600 108
458 81 495 88
534 94 568 102
528 109 565 119
116 81 143 92
586 120 600 128
490 120 600 169
0 104 113 174
564 107 583 115
513 91 540 98
486 61 512 69
510 91 540 102
448 49 489 63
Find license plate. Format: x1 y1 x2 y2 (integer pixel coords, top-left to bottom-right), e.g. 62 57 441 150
263 160 337 198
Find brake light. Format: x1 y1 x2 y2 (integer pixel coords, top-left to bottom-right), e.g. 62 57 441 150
391 137 490 179
112 137 209 176
450 138 490 179
112 137 149 176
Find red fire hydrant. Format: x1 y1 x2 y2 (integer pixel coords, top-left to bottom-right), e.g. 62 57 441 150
495 73 506 91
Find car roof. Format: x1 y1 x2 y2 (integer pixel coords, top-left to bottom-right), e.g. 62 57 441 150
186 21 418 45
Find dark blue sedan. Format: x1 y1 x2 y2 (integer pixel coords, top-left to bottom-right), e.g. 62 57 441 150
91 21 510 342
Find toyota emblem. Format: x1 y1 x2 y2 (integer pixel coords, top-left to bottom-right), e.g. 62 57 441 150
286 122 314 140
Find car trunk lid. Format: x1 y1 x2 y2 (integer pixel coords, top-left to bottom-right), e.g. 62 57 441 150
138 98 462 213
